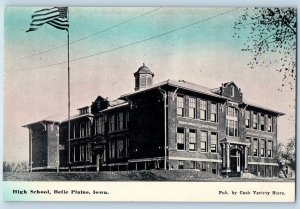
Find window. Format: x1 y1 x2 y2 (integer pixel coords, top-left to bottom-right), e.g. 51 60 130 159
245 110 250 128
253 138 258 157
140 76 146 87
109 141 115 159
177 128 185 150
177 95 184 116
95 118 100 134
267 116 272 132
253 112 258 129
226 106 237 117
178 161 184 169
189 129 196 151
125 137 129 157
226 107 238 137
80 121 90 137
100 116 105 134
200 131 208 152
211 102 217 122
201 161 207 171
231 86 235 97
188 97 196 118
75 145 80 162
79 107 89 115
86 143 91 161
246 137 251 155
267 140 273 158
211 133 218 153
200 100 207 120
260 114 265 131
261 139 266 157
125 112 130 129
80 145 85 161
71 146 75 162
117 139 124 158
118 112 124 130
109 115 115 132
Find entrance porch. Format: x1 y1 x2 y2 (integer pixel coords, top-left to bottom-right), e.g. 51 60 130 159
220 137 251 177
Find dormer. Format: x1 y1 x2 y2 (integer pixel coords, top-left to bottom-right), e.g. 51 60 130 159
220 82 243 103
91 96 109 114
134 63 154 91
78 106 90 115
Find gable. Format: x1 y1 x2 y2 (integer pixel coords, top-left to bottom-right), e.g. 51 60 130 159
91 96 109 114
221 82 243 103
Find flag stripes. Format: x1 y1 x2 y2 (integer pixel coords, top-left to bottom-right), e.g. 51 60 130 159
27 7 69 32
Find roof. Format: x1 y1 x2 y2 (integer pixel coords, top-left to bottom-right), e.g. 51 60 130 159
22 114 64 128
134 63 154 76
100 100 129 113
109 99 127 107
120 79 228 100
61 113 93 123
242 100 285 116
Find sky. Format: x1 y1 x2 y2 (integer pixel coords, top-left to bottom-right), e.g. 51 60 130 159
3 7 296 162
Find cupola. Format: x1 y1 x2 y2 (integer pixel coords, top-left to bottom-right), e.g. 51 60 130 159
134 63 154 91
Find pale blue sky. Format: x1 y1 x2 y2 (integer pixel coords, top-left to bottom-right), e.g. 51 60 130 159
3 7 296 162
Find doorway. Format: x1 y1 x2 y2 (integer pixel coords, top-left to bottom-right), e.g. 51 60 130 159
230 149 241 172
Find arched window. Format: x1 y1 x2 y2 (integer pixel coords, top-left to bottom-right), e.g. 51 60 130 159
226 106 238 137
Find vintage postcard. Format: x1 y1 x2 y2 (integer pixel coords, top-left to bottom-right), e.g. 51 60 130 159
3 7 296 202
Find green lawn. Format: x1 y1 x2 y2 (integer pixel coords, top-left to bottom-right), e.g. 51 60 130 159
3 170 295 182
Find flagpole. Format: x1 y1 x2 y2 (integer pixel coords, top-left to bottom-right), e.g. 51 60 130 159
67 12 71 172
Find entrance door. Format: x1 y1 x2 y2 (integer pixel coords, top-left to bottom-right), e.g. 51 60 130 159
230 149 241 172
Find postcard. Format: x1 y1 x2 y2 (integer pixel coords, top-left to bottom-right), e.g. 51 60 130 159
3 7 296 202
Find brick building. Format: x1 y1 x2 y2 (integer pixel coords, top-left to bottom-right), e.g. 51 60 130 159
23 64 284 177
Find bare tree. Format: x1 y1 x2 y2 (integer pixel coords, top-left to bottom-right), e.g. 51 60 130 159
275 137 295 171
234 8 296 90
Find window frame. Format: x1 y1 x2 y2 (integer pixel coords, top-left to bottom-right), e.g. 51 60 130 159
188 97 196 119
267 140 273 158
177 127 185 151
176 95 184 117
200 131 208 153
260 114 265 131
267 116 272 132
200 99 207 120
253 138 259 157
253 112 258 130
117 139 124 158
260 139 266 157
188 129 196 151
245 110 250 128
210 102 218 122
211 132 218 153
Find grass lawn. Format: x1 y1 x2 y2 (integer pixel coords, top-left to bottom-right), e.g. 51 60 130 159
3 170 295 182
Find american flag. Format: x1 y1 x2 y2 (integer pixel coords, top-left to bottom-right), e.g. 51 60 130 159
27 7 69 32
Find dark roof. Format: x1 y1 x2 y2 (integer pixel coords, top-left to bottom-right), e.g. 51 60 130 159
23 120 60 128
61 113 93 123
100 101 129 113
134 63 154 76
119 79 228 100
